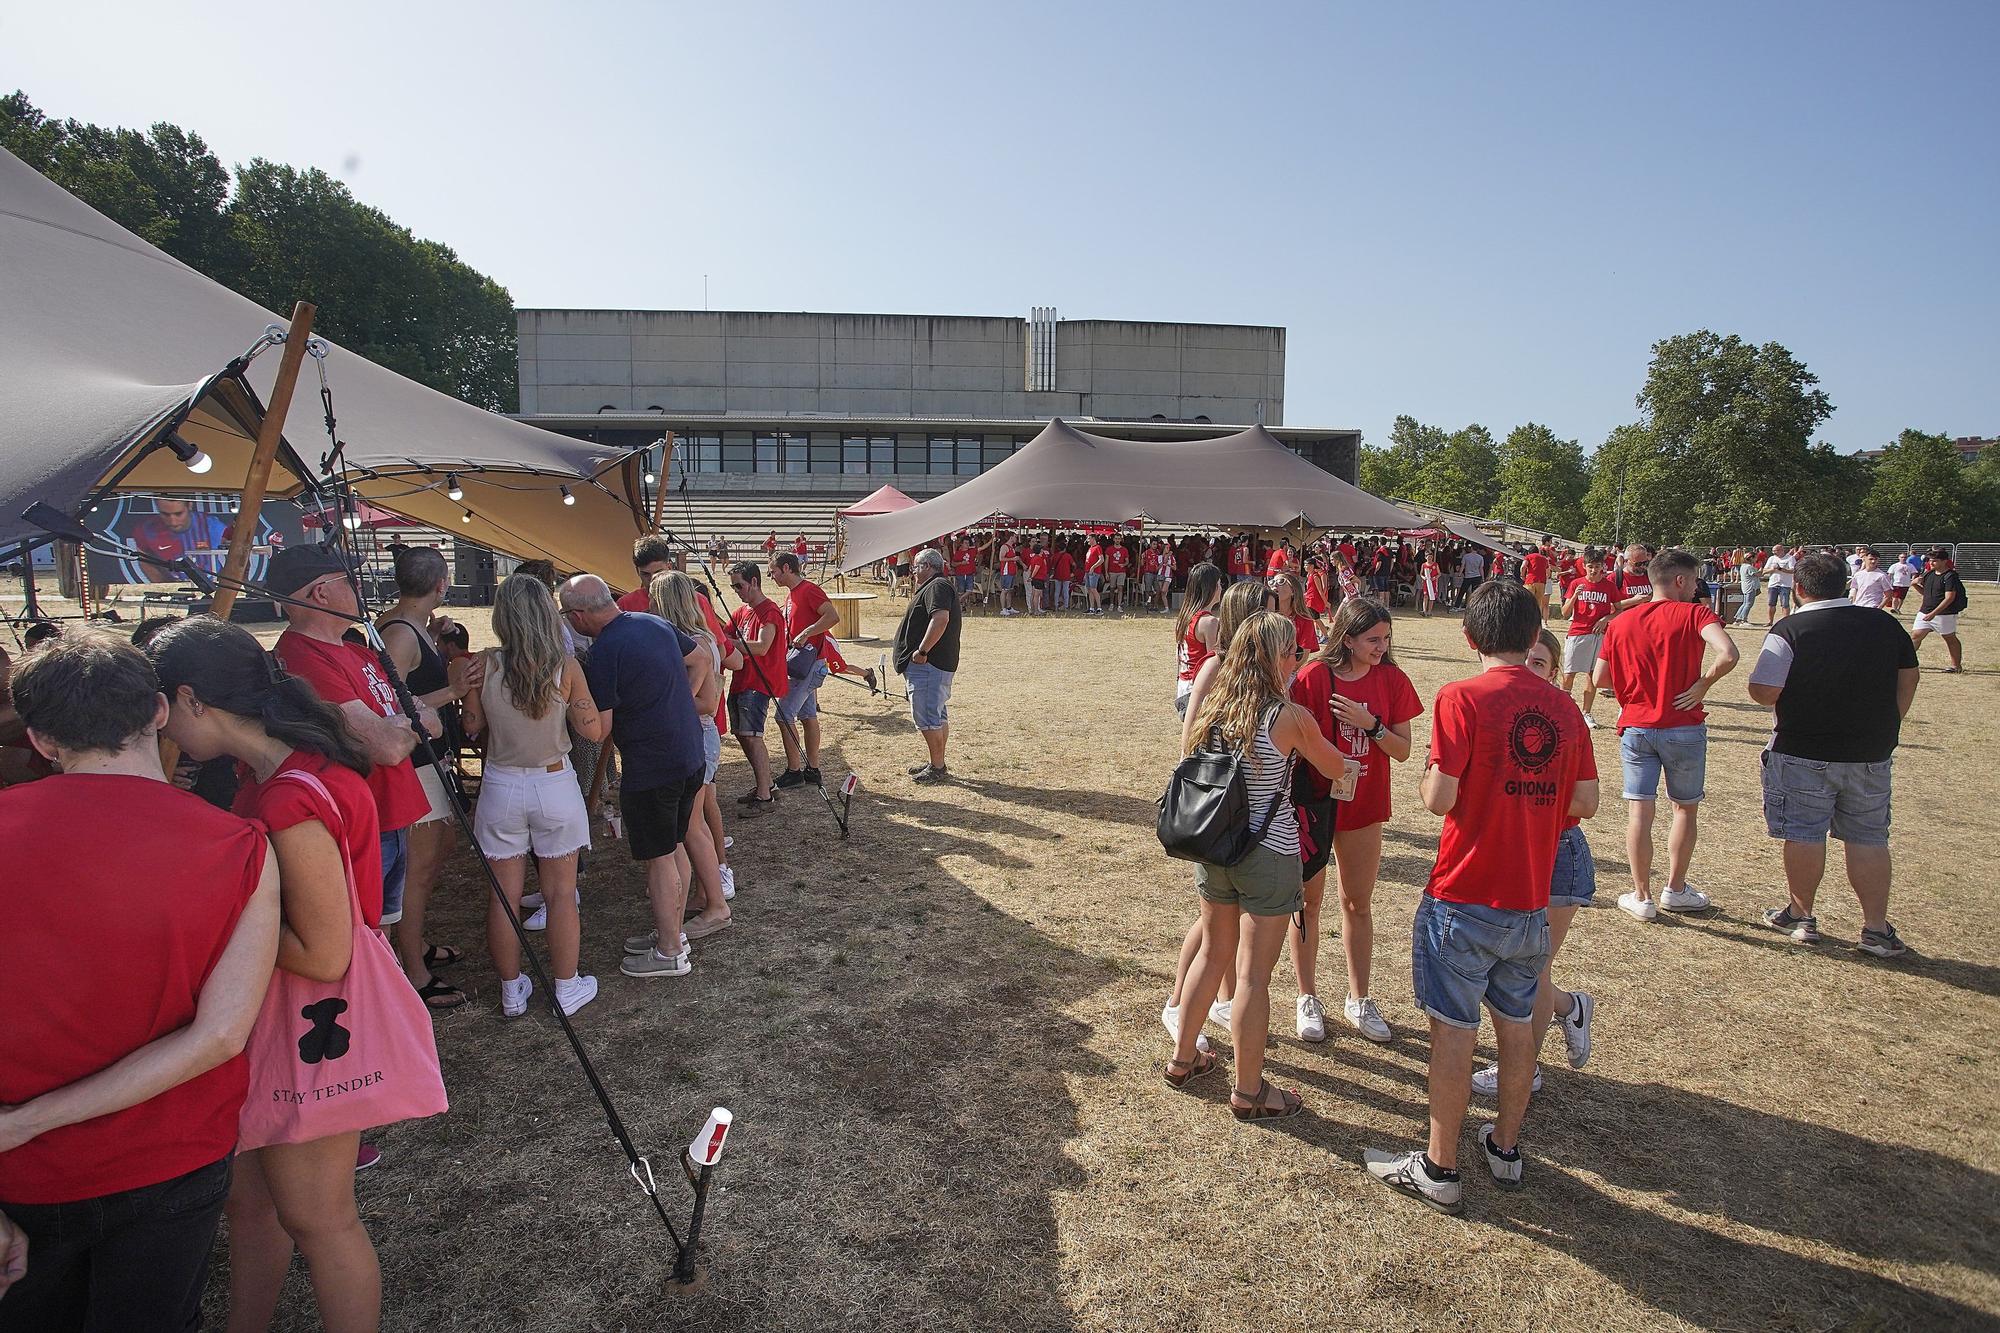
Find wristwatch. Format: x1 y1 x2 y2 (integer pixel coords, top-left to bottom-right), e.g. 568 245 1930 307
1365 720 1386 741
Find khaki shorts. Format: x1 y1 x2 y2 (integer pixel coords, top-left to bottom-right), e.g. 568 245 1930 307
1194 843 1304 918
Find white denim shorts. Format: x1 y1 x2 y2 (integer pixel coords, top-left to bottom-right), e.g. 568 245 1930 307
473 759 590 861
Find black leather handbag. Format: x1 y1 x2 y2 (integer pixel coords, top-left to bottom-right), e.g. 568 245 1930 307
1157 723 1291 867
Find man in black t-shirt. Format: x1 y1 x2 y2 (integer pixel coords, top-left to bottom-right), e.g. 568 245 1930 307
1747 553 1919 957
1911 548 1967 673
894 548 963 784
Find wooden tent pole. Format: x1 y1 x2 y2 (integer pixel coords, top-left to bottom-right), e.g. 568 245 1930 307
161 301 315 777
212 300 317 621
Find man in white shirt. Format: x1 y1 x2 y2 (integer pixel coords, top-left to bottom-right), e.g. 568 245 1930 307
1849 547 1893 610
1762 544 1797 626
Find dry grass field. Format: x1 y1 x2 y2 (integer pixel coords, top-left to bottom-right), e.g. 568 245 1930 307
14 583 1997 1330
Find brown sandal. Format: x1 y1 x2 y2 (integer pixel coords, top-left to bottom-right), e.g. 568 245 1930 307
1230 1078 1303 1121
1163 1050 1220 1089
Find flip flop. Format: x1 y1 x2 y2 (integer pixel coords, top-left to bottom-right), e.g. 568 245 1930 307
415 975 467 1011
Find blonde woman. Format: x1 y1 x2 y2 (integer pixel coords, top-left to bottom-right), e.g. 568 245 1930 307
1164 612 1346 1120
460 573 607 1017
1264 571 1320 655
647 571 735 941
1162 579 1269 1048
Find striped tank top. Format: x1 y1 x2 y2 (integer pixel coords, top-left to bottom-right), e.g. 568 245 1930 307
1242 704 1300 857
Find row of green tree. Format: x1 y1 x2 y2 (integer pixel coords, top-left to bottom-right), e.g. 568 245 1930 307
1360 331 2000 545
2 92 517 412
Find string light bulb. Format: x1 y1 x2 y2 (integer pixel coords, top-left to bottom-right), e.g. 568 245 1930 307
644 470 657 486
560 485 576 506
446 473 463 501
165 431 213 475
460 509 473 524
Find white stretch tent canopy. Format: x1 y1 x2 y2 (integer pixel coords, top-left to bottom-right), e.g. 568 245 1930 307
840 419 1424 571
0 145 652 583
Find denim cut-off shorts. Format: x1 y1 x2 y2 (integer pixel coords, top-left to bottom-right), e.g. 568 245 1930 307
1411 893 1549 1030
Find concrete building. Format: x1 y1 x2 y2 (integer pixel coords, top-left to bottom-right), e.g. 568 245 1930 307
511 306 1360 554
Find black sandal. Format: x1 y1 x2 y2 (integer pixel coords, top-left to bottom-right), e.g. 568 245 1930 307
415 974 467 1011
1163 1050 1220 1089
422 943 463 970
1229 1078 1303 1121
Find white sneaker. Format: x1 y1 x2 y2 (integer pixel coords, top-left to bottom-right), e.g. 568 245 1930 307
1296 994 1328 1043
1478 1123 1523 1189
523 905 548 931
719 864 736 901
1659 884 1711 913
1345 995 1392 1043
499 974 533 1019
554 974 598 1016
723 836 733 851
1618 890 1659 921
1363 1147 1463 1214
520 892 546 912
1208 998 1233 1028
1471 1064 1544 1097
1561 990 1594 1068
1159 1002 1211 1054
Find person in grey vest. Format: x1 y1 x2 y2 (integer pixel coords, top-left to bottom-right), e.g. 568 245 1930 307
1748 553 1918 957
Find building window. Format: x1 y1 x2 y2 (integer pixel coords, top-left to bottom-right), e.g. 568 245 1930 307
956 438 981 475
720 432 753 474
929 436 957 473
896 439 928 475
811 433 841 474
753 434 781 474
781 433 810 475
983 435 1014 468
842 435 869 474
870 437 895 475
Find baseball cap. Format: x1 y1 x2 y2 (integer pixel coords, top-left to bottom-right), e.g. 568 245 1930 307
1929 546 1954 563
266 542 352 597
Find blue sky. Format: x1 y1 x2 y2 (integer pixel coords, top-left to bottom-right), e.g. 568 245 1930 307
6 2 1995 452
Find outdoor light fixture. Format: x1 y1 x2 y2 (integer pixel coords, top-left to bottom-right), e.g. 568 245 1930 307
341 499 362 532
164 430 213 475
560 485 576 506
446 473 464 501
644 470 658 486
460 509 473 524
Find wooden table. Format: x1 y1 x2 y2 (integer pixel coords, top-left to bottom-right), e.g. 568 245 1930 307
827 591 878 641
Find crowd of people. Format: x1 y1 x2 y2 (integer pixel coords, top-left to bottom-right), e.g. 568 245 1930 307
0 512 1968 1322
1156 536 1937 1214
0 526 950 1331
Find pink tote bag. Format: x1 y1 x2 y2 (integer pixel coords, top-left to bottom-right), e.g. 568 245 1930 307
237 768 448 1151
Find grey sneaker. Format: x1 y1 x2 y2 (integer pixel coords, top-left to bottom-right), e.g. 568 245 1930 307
1471 1064 1543 1098
905 760 933 775
1763 906 1820 944
1364 1147 1463 1214
1479 1124 1523 1190
1561 990 1594 1069
911 764 949 784
1857 924 1909 958
620 947 692 979
623 929 660 956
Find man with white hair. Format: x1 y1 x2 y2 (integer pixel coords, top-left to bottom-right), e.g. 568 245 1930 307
893 548 963 783
557 575 707 979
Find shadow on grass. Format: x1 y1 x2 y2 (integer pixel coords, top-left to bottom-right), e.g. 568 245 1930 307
1472 1070 2000 1327
1675 909 2000 1000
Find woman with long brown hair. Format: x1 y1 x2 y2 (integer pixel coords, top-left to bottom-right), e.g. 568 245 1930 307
1164 612 1345 1120
1287 596 1422 1043
1264 571 1320 655
1173 562 1225 716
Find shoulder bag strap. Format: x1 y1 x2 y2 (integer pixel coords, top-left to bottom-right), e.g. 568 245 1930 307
1249 705 1294 840
269 768 365 922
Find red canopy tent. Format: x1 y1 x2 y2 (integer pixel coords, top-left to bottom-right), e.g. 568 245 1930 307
841 484 919 517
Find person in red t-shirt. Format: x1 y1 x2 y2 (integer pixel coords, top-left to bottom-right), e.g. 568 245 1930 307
1288 597 1422 1045
0 629 280 1332
793 533 809 559
1366 581 1597 1211
763 531 778 557
1595 548 1740 922
148 614 414 1333
1082 540 1106 614
1025 543 1051 616
266 543 437 945
1559 547 1622 726
1263 573 1320 656
724 562 789 804
1265 542 1292 578
1140 540 1164 612
1105 539 1131 613
1615 542 1656 612
1521 545 1552 620
996 536 1021 617
1229 538 1253 583
770 553 837 787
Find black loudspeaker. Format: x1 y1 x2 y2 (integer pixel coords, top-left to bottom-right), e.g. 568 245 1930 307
454 545 497 606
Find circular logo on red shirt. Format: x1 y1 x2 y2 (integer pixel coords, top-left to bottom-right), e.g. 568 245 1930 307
1509 708 1561 774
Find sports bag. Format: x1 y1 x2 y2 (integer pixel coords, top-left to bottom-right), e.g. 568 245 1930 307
1156 716 1291 867
237 768 449 1150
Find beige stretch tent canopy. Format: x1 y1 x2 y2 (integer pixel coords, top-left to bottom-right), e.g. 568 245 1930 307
0 146 651 582
840 419 1424 571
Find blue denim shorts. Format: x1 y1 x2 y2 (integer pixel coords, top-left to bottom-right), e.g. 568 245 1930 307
1620 723 1707 803
1412 894 1549 1030
776 659 828 725
1768 585 1793 608
378 826 408 925
1762 750 1892 847
955 574 974 594
700 717 721 785
1547 824 1597 908
908 661 953 731
728 690 770 738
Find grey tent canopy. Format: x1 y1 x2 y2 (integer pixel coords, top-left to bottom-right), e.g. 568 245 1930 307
839 418 1424 571
0 145 653 582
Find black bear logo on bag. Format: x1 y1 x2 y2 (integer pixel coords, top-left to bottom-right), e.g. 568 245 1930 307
299 998 351 1064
